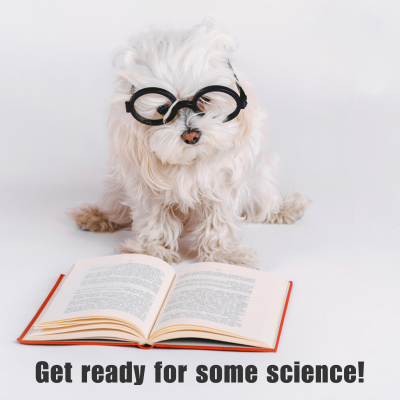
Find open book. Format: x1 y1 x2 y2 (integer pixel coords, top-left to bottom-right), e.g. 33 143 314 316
18 254 292 352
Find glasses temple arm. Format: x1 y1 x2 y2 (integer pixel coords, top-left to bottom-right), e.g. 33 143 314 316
228 60 248 109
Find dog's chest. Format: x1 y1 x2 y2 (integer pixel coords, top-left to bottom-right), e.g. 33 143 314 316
163 161 248 209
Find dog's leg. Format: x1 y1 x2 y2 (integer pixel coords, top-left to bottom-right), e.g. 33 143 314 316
241 156 311 225
243 187 310 225
117 205 183 264
68 177 132 233
193 202 258 269
265 191 311 224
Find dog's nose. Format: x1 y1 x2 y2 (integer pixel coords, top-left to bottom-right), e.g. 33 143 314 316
181 130 201 145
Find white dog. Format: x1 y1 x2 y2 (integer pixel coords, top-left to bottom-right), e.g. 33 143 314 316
69 22 310 268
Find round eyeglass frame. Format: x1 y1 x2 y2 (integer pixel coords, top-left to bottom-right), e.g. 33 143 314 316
125 84 247 126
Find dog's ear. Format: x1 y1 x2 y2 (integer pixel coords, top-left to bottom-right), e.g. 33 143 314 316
129 132 173 192
108 103 172 192
234 104 253 147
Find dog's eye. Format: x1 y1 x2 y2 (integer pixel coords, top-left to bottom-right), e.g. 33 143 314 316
157 104 170 115
197 96 211 112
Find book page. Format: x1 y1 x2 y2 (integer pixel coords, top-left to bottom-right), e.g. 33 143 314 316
36 254 175 339
150 262 289 346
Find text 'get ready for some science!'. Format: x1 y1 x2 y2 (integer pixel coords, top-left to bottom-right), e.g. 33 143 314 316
35 361 365 384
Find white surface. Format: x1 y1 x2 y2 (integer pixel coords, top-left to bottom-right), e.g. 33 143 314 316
1 1 399 399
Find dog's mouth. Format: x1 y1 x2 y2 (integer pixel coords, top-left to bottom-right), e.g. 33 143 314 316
181 129 201 145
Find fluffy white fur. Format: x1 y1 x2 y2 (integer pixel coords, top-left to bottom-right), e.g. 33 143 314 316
69 22 310 268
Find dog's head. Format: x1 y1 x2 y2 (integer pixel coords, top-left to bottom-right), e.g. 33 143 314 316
110 23 252 170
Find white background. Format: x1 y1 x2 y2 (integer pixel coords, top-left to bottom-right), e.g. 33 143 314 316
1 1 399 399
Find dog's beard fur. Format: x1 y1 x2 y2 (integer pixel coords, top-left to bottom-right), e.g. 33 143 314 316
69 22 311 268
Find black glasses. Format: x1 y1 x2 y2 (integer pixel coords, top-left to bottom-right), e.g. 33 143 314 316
125 65 247 126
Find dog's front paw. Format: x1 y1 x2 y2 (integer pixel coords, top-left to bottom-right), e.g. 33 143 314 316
67 203 124 233
198 246 258 269
117 239 182 265
267 192 312 225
